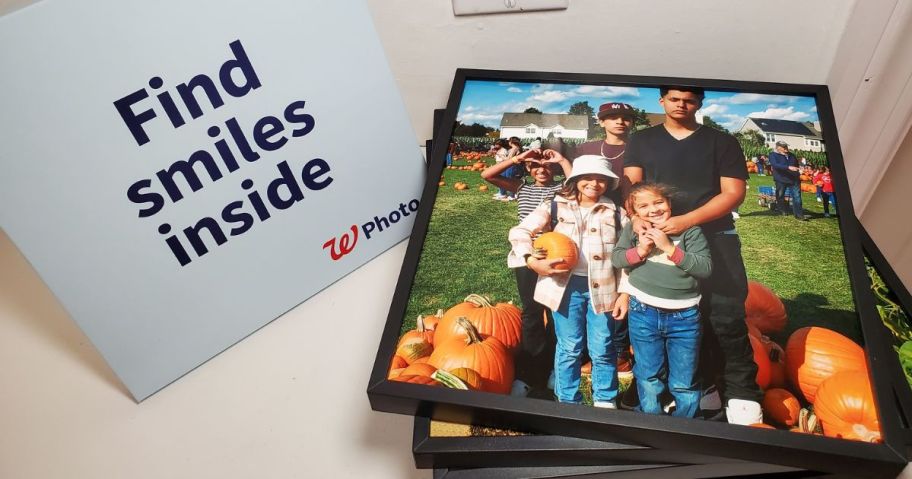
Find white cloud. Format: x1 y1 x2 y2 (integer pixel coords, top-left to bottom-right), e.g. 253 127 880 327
530 90 573 103
718 114 747 131
507 87 522 93
464 106 476 112
747 106 810 122
709 93 795 105
458 112 502 125
811 106 818 112
573 86 640 98
530 84 554 93
699 103 728 116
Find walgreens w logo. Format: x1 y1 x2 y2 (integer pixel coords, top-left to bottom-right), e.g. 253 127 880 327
322 198 419 261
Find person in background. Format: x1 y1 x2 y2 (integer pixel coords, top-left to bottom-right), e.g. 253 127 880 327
813 166 837 217
490 139 511 201
769 140 807 221
446 141 457 166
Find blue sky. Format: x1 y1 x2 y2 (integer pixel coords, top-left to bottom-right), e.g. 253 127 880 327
457 80 820 132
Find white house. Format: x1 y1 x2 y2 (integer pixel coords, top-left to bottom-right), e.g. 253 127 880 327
738 117 825 152
499 113 588 140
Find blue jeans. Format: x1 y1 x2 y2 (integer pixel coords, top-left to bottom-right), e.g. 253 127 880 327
551 275 617 404
628 296 702 417
775 181 803 218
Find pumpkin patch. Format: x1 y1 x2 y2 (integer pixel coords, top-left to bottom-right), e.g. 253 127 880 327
785 326 867 404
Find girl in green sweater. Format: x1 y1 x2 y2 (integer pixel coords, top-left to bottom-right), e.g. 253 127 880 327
611 182 712 417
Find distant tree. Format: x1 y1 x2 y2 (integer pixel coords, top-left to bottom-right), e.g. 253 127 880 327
734 129 766 147
453 121 496 137
631 107 652 131
702 115 729 133
567 101 599 140
523 107 542 114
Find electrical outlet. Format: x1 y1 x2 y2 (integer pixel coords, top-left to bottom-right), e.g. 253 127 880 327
452 0 569 16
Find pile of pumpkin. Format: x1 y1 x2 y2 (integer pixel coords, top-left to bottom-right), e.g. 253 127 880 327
745 281 881 442
388 282 882 443
456 152 486 162
446 161 488 172
388 294 521 394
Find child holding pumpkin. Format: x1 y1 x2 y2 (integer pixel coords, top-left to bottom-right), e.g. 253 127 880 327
508 155 629 407
611 182 712 418
483 147 572 397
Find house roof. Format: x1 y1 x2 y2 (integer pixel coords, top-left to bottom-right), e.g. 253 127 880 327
749 117 821 139
500 113 588 130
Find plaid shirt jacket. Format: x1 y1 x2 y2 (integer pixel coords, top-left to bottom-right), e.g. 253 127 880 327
508 195 627 314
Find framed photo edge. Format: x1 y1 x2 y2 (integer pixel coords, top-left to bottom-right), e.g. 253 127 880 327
367 69 910 477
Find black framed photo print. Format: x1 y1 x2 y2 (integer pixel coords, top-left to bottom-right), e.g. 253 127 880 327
368 69 910 476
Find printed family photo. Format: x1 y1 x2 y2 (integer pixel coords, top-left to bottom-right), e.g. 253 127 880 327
387 77 880 443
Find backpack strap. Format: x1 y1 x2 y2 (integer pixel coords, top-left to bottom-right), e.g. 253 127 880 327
550 200 558 232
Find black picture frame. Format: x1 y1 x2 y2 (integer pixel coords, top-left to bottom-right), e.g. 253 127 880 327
368 69 910 476
412 225 912 476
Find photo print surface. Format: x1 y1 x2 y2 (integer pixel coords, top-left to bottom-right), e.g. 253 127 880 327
369 70 909 477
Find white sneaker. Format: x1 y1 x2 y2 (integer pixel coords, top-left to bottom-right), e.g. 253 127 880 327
510 379 531 398
493 194 504 200
594 401 617 409
547 370 555 390
731 211 740 220
725 399 763 425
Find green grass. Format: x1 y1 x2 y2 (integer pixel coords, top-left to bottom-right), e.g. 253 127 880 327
403 157 861 349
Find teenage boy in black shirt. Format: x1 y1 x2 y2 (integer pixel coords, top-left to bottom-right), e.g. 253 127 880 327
623 86 763 425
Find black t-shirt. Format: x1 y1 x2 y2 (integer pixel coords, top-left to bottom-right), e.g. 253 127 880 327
624 125 748 233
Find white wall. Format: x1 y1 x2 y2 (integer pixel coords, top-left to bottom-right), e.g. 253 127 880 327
827 0 912 289
366 0 856 141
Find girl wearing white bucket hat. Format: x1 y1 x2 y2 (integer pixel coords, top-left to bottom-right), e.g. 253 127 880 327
508 155 629 407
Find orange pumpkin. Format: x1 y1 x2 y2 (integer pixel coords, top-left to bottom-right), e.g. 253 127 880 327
422 309 443 332
744 281 787 334
399 362 437 378
749 333 772 390
785 327 867 404
428 317 514 394
390 355 408 370
765 339 788 389
763 388 801 427
449 367 484 390
395 320 434 365
813 371 881 442
435 294 522 352
392 374 439 386
533 232 579 271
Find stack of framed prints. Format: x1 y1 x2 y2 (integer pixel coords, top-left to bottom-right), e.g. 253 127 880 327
368 69 912 477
